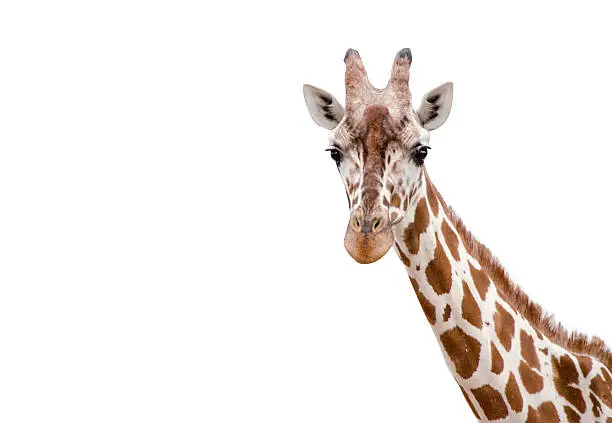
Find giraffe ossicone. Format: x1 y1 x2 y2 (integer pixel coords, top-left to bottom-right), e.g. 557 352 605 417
303 48 612 422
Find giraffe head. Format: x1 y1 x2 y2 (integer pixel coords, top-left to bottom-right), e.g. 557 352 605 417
304 49 453 264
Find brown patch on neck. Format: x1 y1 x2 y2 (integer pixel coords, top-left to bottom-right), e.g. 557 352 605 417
461 281 482 329
417 293 436 325
551 355 583 414
563 406 580 423
424 174 612 373
576 355 593 377
424 233 452 295
590 392 602 417
439 327 481 379
519 360 544 394
441 220 460 261
459 386 480 419
589 370 612 408
491 341 504 374
520 330 541 371
470 384 508 420
395 242 411 267
468 262 491 301
410 276 436 325
526 402 560 423
505 372 523 412
403 197 429 255
424 171 439 217
494 302 515 352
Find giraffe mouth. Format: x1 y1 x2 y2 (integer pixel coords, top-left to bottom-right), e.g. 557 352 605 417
344 225 394 264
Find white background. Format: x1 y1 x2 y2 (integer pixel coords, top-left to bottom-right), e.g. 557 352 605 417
1 1 611 422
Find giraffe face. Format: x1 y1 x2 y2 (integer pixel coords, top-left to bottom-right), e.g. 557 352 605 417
327 106 429 263
303 49 453 264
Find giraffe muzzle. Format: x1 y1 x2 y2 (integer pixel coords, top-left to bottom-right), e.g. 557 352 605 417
344 209 394 264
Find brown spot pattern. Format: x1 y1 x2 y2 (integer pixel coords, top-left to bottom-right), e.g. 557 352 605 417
436 171 612 373
416 292 436 325
442 304 451 322
461 281 482 329
505 372 523 412
471 384 508 420
425 234 453 295
395 242 410 267
409 276 436 326
469 262 490 300
410 276 436 325
520 330 541 370
564 406 580 423
459 386 480 419
590 372 612 408
441 220 460 261
494 302 515 352
526 407 538 422
590 392 602 417
519 360 544 394
440 327 481 379
526 402 560 423
390 193 401 208
403 198 429 255
552 354 586 413
409 276 418 291
491 342 504 374
576 355 592 377
539 403 560 422
426 179 439 217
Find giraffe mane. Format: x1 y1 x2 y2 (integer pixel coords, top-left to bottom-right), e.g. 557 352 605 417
427 172 612 372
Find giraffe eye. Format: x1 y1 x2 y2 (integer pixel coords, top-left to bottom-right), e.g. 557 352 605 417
326 148 343 164
412 145 430 165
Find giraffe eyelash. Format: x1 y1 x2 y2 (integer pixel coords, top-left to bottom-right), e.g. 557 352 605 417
411 144 431 165
325 147 343 164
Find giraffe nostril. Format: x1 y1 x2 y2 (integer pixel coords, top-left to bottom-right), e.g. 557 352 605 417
372 217 381 231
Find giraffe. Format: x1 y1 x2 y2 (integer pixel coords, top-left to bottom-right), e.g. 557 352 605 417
303 48 612 422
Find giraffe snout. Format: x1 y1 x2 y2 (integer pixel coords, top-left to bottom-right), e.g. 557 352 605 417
344 208 393 264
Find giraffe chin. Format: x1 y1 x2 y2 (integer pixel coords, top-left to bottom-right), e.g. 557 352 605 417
344 227 394 264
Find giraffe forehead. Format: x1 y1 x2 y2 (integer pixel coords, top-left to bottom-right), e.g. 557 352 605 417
363 120 388 162
342 111 425 156
352 108 400 159
359 104 395 141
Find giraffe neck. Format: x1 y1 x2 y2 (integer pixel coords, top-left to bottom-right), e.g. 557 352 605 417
391 170 612 422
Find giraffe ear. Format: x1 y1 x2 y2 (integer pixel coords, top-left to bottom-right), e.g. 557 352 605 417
303 84 345 130
417 82 453 130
